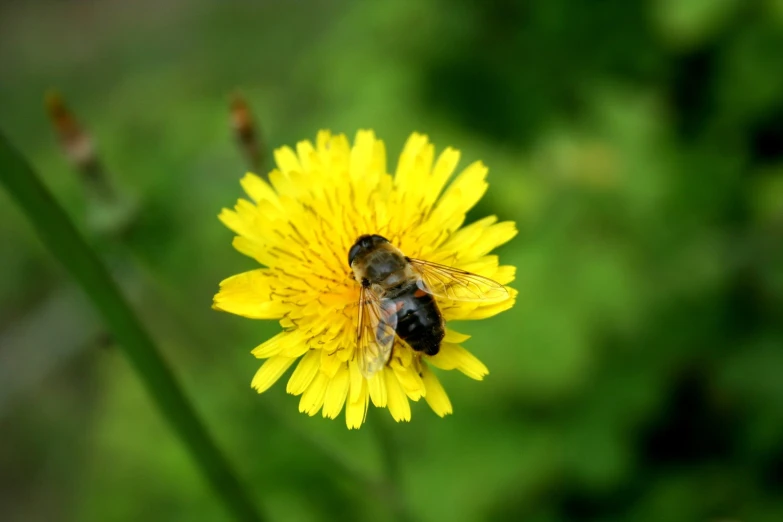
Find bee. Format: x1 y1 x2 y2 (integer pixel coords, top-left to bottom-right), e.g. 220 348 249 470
348 234 509 378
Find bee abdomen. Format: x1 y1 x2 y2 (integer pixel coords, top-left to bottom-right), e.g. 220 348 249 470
393 285 444 356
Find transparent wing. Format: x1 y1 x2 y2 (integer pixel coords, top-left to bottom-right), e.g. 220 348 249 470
409 258 510 302
356 286 399 379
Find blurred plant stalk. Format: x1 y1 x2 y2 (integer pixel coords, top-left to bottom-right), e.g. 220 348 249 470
1 93 140 414
230 92 265 174
0 130 265 522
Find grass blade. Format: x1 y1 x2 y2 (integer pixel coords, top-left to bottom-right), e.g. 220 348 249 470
0 131 264 522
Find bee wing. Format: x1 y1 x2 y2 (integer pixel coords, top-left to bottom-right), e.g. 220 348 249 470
408 258 510 302
356 286 399 379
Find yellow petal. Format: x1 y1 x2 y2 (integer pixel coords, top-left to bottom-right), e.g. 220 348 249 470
455 257 516 284
428 343 489 380
493 265 517 285
421 365 452 417
274 146 302 175
350 130 377 182
422 147 460 209
437 216 498 258
368 371 388 407
469 221 517 257
436 217 517 263
316 130 333 153
218 199 265 239
320 348 344 378
296 140 317 174
348 360 364 402
268 169 302 200
281 339 310 358
217 208 244 236
391 362 426 401
240 172 280 206
443 328 471 344
345 381 369 429
465 288 518 320
213 270 288 319
251 356 296 393
395 132 430 187
322 364 350 419
437 222 514 265
231 236 278 268
427 160 489 232
369 137 387 182
385 367 411 422
286 350 320 395
299 372 329 416
251 331 302 358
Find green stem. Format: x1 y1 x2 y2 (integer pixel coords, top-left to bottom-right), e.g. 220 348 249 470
0 132 264 522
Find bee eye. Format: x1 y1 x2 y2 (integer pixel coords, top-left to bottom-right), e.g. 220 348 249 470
348 243 362 266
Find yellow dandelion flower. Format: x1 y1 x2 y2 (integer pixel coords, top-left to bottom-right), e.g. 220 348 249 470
214 130 517 428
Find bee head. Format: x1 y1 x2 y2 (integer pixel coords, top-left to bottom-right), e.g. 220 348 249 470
348 234 389 266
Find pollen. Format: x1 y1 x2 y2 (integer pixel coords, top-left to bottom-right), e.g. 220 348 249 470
213 130 517 428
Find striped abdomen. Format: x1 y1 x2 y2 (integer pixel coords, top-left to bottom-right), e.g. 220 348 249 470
389 282 444 356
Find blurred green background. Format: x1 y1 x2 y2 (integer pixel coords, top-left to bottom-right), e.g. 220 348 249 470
2 0 783 521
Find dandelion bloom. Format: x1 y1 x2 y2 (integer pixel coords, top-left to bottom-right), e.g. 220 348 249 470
214 130 517 428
